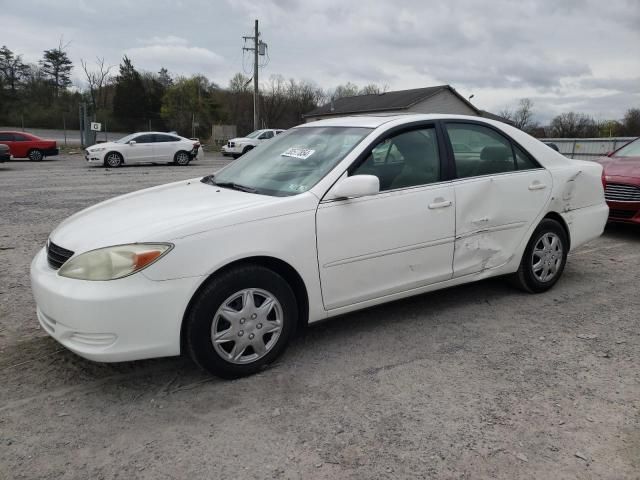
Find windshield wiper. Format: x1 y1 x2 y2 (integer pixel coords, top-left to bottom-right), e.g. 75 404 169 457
212 181 257 193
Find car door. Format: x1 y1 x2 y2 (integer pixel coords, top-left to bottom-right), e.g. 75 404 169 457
9 132 31 158
153 134 179 161
443 121 552 277
316 125 456 310
126 134 155 163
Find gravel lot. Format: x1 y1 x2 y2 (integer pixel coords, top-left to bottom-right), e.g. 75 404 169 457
0 153 638 479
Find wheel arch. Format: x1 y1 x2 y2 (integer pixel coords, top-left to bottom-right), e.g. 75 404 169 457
542 211 571 250
180 255 310 353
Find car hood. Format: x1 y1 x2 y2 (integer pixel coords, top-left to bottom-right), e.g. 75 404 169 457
596 156 640 179
50 178 280 253
229 137 255 143
87 141 120 151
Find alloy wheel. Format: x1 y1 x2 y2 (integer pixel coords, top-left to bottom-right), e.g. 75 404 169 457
106 153 121 167
531 232 563 282
176 152 190 165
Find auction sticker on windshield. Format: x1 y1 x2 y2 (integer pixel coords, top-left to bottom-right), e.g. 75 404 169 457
281 147 315 160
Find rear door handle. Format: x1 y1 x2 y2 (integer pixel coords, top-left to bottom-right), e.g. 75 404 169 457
528 182 547 191
428 200 452 209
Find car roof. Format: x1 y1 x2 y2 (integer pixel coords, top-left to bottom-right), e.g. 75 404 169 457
298 113 509 129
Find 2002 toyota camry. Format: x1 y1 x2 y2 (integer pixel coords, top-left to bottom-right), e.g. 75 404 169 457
31 114 608 378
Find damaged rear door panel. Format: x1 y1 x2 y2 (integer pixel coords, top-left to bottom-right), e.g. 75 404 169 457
452 170 552 277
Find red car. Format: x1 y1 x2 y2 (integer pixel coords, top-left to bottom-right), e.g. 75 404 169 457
597 137 640 224
0 131 59 161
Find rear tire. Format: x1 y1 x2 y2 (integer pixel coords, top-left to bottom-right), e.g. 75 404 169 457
511 218 568 293
104 152 123 168
28 149 43 162
185 265 297 379
174 150 191 166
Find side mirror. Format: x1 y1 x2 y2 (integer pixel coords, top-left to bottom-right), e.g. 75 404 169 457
329 175 379 200
605 151 613 157
128 140 136 146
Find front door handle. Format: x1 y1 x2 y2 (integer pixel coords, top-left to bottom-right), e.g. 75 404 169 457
428 200 452 209
528 181 547 191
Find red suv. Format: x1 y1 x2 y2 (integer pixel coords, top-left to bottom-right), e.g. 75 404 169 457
0 131 59 161
597 137 640 225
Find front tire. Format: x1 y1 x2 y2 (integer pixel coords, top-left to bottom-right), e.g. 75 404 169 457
185 265 297 378
104 151 123 168
511 218 568 293
174 150 191 166
28 149 43 161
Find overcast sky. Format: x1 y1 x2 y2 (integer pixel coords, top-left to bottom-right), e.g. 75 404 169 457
4 0 639 123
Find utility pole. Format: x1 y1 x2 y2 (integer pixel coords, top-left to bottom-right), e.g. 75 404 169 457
243 19 267 130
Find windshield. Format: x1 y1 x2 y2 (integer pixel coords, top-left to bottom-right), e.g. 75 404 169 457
211 126 372 196
615 138 640 157
245 130 265 139
115 133 139 144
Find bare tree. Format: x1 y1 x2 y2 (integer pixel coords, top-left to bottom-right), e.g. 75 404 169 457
80 57 113 111
549 112 598 138
260 75 288 127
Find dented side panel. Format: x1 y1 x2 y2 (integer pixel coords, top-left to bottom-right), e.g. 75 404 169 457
452 169 552 277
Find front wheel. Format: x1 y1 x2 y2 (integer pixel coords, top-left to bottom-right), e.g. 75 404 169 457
28 149 43 161
185 265 297 378
511 218 568 293
104 152 123 168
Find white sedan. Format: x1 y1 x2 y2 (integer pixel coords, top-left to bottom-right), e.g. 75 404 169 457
32 114 608 378
85 132 200 167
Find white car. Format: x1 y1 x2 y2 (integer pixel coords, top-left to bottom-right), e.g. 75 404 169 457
85 132 201 167
32 114 608 378
221 129 284 158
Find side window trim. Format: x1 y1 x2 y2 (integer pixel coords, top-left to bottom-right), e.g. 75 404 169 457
441 120 543 180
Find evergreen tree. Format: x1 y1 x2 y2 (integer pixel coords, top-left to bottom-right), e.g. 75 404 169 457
112 56 147 130
40 41 73 97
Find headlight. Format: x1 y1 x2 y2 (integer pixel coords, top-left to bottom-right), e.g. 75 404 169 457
90 147 106 152
58 243 173 281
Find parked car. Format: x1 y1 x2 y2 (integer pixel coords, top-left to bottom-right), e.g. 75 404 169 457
596 137 640 224
0 143 9 162
0 131 58 161
84 132 200 167
221 129 284 158
31 114 608 378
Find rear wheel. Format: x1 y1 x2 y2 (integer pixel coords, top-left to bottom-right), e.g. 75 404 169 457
174 150 191 166
511 218 568 293
28 149 43 162
185 265 297 378
104 152 123 168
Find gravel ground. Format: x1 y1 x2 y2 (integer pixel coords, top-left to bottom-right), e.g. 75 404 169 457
0 153 638 479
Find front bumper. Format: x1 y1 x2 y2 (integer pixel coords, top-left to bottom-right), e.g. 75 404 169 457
0 152 8 162
606 200 640 224
221 144 243 156
30 248 202 362
85 150 105 164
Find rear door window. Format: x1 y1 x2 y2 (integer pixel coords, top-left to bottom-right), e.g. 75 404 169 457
446 123 515 178
0 133 13 141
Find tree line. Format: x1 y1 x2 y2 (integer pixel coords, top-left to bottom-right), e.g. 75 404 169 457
500 98 640 138
0 43 638 139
